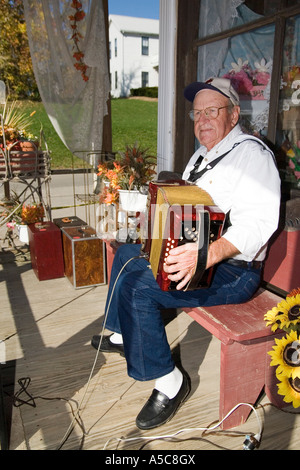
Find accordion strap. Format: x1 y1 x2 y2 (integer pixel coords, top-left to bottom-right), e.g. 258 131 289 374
188 137 274 183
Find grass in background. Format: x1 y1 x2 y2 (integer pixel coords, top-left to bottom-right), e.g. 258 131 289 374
17 99 158 169
111 98 158 156
17 101 76 169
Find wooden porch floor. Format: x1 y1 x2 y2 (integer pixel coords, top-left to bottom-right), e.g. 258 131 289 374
1 247 300 452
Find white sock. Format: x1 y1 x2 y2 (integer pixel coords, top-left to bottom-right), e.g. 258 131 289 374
155 366 183 399
110 332 123 345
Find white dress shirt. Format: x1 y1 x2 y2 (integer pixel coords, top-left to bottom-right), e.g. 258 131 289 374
182 124 281 262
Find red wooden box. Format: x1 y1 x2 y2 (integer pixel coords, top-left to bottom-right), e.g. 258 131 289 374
28 222 65 281
61 225 106 288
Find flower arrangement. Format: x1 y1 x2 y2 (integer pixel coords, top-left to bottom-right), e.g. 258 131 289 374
223 58 272 99
264 287 300 408
286 143 300 181
2 198 44 248
68 0 89 82
280 65 300 98
97 143 157 205
21 203 44 225
0 100 37 149
281 139 300 182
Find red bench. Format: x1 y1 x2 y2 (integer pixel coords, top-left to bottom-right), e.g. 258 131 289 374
182 225 300 429
183 288 285 429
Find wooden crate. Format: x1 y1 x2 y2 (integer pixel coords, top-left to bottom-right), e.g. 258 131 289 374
61 226 106 288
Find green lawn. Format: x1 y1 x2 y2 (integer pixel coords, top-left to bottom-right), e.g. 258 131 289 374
111 98 158 155
17 99 158 169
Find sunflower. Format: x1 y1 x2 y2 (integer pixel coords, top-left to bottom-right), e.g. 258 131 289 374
264 306 285 332
268 330 300 379
277 374 300 408
264 294 300 333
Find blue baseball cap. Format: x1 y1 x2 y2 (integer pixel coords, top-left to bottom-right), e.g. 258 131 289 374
184 78 240 106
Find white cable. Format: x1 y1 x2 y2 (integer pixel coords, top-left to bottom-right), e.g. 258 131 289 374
56 254 146 450
103 402 263 450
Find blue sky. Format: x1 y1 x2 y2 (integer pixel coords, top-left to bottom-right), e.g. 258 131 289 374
108 0 160 19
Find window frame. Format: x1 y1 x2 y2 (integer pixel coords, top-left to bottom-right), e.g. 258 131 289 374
193 2 300 144
174 0 300 171
141 71 149 88
142 36 149 56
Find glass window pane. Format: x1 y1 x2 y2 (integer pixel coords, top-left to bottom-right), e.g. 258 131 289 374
142 37 149 56
142 71 149 87
287 0 300 6
239 1 282 17
199 0 278 39
277 15 300 188
198 23 275 135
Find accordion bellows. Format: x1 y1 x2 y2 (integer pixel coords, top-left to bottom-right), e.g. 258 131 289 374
141 182 225 291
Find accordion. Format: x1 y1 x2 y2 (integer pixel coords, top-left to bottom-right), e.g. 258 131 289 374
141 181 225 291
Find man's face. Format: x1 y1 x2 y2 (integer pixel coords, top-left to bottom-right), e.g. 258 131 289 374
193 89 240 151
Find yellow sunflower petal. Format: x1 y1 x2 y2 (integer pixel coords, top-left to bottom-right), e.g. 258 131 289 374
277 374 300 408
264 306 285 331
267 331 300 377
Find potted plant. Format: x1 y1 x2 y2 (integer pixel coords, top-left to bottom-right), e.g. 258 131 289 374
0 100 39 151
97 143 157 211
17 202 45 243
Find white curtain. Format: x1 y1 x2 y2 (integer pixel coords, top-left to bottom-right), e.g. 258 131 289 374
198 0 245 81
23 0 110 165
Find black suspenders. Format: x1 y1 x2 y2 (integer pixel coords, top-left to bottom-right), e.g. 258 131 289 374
188 137 276 183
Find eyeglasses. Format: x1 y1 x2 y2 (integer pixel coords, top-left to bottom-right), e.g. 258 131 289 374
188 106 230 122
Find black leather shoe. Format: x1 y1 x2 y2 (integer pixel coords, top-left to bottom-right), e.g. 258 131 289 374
91 334 125 357
136 372 191 430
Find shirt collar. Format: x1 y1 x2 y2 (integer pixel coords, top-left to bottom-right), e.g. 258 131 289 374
199 124 243 158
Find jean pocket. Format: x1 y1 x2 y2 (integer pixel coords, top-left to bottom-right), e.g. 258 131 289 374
225 271 261 304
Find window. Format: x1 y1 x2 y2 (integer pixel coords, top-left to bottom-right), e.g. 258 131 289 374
142 71 149 88
142 37 149 55
277 14 300 184
115 71 118 89
198 23 275 135
114 38 117 57
195 0 300 192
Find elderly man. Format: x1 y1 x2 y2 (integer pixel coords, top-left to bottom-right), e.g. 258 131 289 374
92 78 281 430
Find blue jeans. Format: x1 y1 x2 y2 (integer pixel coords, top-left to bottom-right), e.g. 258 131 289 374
104 244 261 381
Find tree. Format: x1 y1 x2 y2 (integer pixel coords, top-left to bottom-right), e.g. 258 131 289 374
0 0 39 100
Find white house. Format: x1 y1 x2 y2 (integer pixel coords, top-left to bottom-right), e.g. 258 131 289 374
109 15 159 98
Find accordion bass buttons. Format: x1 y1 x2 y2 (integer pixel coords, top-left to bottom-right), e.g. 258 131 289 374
163 238 175 263
184 226 198 243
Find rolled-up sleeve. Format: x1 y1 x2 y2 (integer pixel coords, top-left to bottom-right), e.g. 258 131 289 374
184 132 282 261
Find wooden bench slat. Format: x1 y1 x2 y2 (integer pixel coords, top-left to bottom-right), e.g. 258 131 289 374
184 288 282 344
